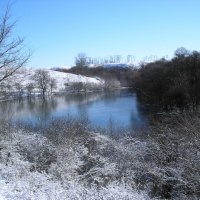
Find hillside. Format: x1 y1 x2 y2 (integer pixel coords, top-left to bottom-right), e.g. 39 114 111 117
2 68 104 93
56 66 134 87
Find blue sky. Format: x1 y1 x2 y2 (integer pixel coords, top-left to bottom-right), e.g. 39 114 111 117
0 0 200 67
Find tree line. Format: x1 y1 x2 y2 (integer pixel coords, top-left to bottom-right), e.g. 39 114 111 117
134 47 200 111
57 66 134 87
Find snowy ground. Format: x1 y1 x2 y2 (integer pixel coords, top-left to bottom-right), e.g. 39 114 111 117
0 120 150 200
12 68 104 92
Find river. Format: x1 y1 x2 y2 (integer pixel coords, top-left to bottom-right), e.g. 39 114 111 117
0 89 148 130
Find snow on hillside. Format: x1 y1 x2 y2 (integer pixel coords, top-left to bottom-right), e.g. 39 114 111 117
11 68 103 92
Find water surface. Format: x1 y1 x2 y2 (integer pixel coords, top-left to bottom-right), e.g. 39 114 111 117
0 90 148 130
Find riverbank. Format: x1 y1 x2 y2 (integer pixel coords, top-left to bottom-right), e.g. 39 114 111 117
0 86 129 102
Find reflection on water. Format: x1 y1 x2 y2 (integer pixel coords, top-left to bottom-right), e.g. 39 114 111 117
0 90 148 130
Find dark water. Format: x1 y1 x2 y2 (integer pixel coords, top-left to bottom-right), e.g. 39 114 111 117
0 90 148 130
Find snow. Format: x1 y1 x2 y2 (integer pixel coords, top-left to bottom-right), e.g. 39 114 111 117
12 68 104 92
0 126 150 200
0 67 103 95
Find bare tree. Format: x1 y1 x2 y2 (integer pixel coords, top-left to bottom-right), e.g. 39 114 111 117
33 69 50 97
14 82 23 97
75 53 87 67
174 47 190 57
49 78 57 94
0 7 30 84
26 83 34 97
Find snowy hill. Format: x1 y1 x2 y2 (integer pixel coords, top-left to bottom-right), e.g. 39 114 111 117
10 68 103 92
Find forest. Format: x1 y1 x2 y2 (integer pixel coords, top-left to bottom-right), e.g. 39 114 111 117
134 47 200 111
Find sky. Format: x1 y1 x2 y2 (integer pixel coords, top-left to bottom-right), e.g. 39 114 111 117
0 0 200 68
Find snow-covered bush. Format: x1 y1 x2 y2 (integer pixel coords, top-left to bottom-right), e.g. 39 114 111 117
141 114 200 199
0 118 150 200
1 114 200 199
